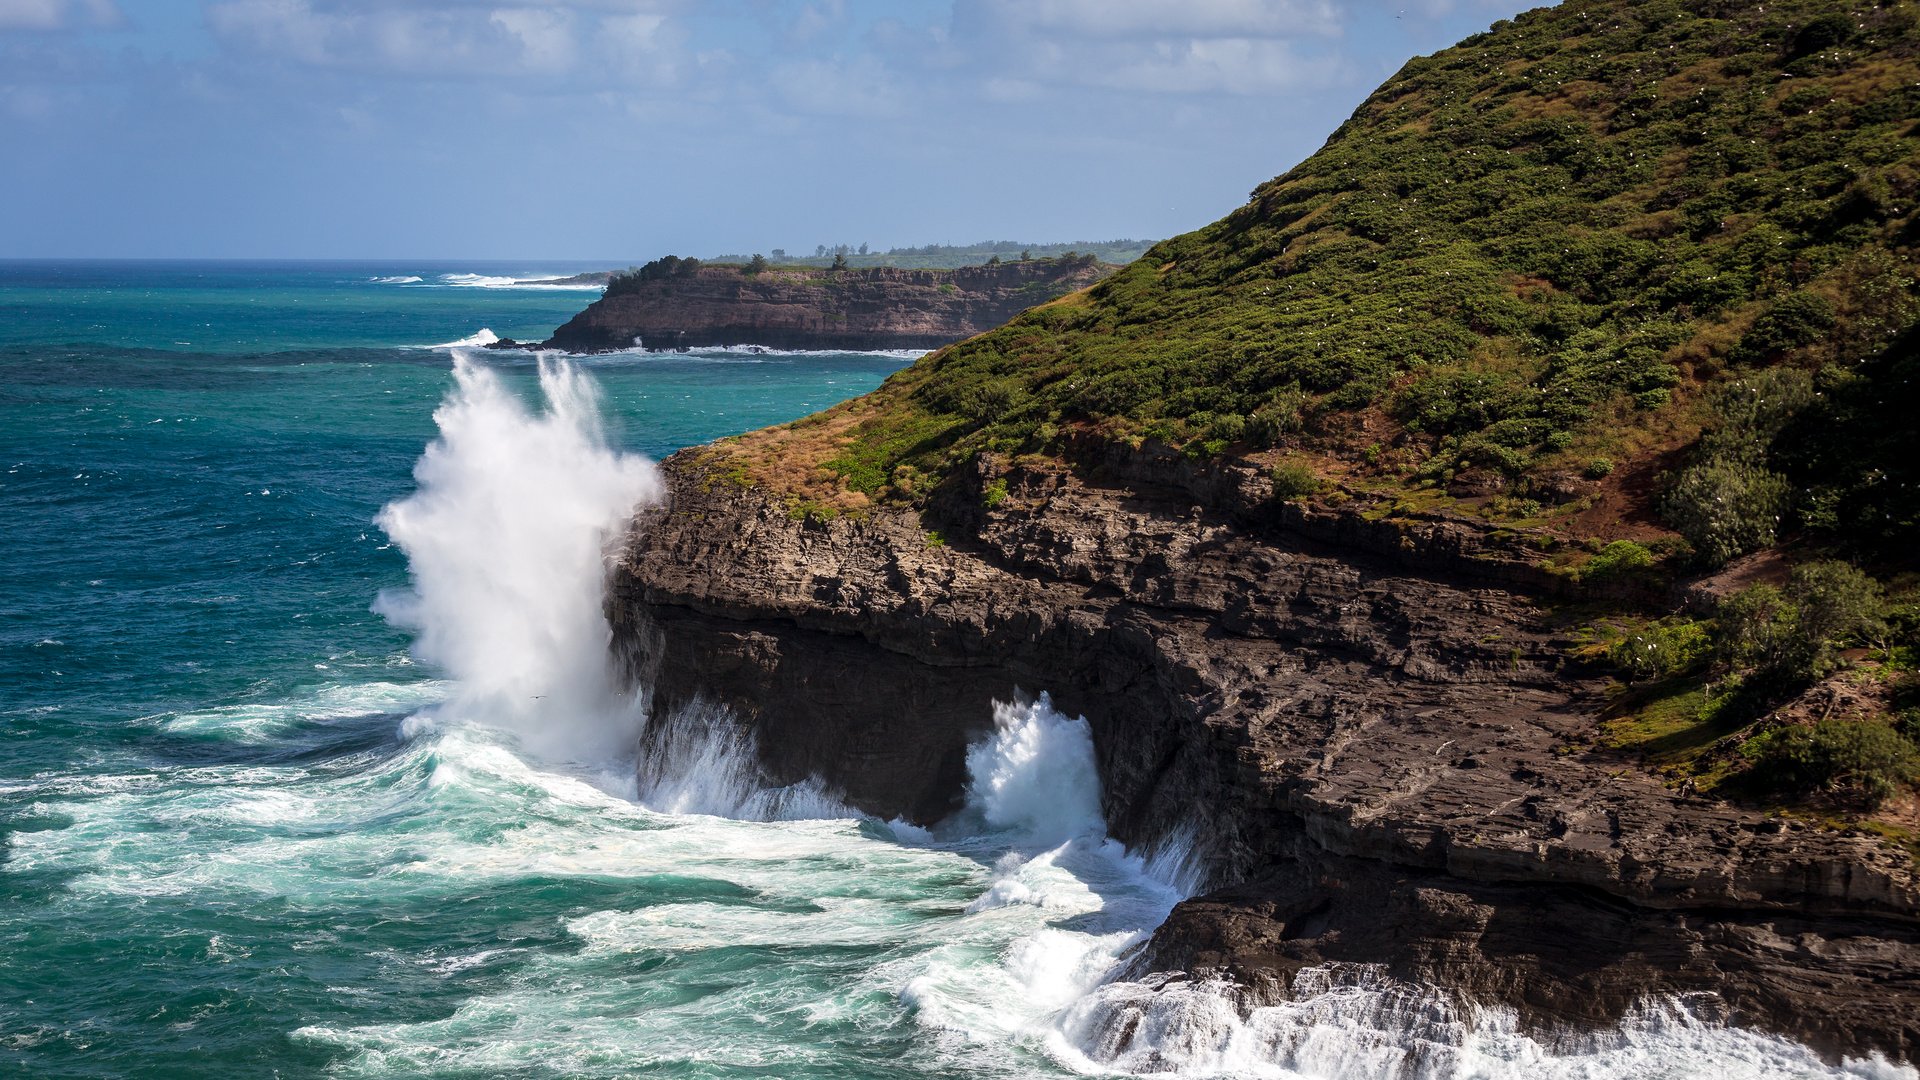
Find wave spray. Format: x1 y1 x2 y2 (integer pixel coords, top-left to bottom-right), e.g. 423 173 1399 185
374 351 660 763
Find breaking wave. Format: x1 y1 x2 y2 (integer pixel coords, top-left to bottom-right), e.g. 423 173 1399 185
436 272 602 291
1059 967 1913 1079
372 350 659 764
635 698 850 821
424 328 499 349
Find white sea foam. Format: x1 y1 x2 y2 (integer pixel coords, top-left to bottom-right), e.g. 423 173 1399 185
894 693 1195 1059
633 697 850 821
373 351 660 764
158 680 448 741
435 272 602 291
369 275 423 284
962 694 1106 847
424 328 498 349
1057 967 1915 1079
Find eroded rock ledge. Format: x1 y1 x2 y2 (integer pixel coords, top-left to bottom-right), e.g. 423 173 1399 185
606 449 1920 1062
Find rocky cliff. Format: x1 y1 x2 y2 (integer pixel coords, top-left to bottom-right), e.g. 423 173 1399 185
540 259 1112 353
602 0 1920 1063
610 447 1919 1060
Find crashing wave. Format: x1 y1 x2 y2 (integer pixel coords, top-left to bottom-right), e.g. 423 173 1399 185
1057 966 1915 1079
634 697 850 821
424 328 500 349
437 272 602 291
373 351 660 764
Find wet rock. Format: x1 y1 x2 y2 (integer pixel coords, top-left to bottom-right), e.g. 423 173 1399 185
607 448 1920 1062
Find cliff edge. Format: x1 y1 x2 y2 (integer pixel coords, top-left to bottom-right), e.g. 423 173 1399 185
540 257 1113 353
606 0 1920 1062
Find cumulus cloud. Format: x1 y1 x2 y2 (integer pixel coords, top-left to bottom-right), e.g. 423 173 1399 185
0 0 119 31
204 0 678 77
945 0 1351 97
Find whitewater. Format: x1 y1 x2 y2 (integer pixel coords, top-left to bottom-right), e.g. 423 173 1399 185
0 263 1910 1079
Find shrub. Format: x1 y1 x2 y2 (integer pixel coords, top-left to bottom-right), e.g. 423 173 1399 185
1732 292 1836 364
1716 584 1797 672
1270 461 1323 501
1743 719 1920 809
1583 539 1655 583
1247 393 1307 445
1584 457 1615 479
1716 565 1886 686
1608 619 1710 681
982 478 1009 508
1780 560 1886 678
1661 458 1791 567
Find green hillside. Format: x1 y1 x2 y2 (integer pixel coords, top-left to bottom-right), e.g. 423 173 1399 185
766 0 1915 556
708 0 1920 831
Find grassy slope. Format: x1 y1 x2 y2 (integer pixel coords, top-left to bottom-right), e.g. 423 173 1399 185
713 0 1919 545
693 0 1920 833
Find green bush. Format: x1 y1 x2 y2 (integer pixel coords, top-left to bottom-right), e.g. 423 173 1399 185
1660 458 1792 567
1583 539 1655 583
1743 719 1920 809
1270 462 1323 502
1715 564 1887 686
1716 585 1798 673
1608 619 1710 681
982 478 1009 508
1781 560 1887 679
1732 292 1836 364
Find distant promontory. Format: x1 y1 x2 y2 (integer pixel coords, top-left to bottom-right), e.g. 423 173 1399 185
517 254 1115 353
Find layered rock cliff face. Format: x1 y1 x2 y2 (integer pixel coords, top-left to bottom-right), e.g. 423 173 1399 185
609 448 1920 1061
542 260 1111 353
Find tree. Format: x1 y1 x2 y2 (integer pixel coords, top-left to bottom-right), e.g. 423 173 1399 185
858 242 869 255
831 252 849 271
986 254 1001 266
771 248 787 260
1020 249 1032 261
746 253 769 275
815 244 827 257
1782 560 1886 677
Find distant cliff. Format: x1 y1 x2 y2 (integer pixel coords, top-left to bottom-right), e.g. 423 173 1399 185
537 257 1113 353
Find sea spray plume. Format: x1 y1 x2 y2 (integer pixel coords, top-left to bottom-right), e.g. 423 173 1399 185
962 693 1106 848
901 693 1205 1049
374 351 660 763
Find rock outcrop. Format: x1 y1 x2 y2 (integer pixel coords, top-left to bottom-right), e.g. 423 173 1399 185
541 260 1112 353
609 448 1920 1062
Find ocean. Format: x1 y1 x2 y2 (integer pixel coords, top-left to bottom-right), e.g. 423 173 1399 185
0 261 1904 1080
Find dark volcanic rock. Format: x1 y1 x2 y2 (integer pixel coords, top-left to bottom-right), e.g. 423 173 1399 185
606 451 1920 1062
544 260 1112 353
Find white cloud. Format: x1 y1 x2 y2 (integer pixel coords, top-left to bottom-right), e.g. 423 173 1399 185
959 0 1341 41
0 0 119 31
204 1 675 76
489 7 576 71
942 0 1355 98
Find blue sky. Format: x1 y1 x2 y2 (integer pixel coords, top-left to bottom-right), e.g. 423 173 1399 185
2 0 1533 259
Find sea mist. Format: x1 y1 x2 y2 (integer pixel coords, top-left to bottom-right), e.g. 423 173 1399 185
373 351 660 763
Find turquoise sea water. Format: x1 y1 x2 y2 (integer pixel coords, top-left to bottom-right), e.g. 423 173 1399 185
1 263 1906 1080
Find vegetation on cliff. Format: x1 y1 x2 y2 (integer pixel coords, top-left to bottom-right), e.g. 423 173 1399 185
706 0 1920 827
706 240 1153 270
